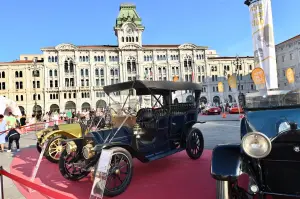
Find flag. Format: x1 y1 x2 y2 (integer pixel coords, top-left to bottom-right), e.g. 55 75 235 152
247 0 278 89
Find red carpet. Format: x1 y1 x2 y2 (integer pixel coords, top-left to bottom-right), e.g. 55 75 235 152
10 148 279 199
10 148 215 199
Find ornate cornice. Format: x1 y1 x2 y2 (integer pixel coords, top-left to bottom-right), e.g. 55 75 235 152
55 43 78 51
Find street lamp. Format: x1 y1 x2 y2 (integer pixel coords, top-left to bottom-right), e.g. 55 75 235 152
233 56 246 107
28 58 43 122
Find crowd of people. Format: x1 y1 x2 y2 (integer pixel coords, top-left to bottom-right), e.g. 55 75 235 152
0 112 22 153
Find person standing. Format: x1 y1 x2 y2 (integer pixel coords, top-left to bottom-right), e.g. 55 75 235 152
43 112 50 129
6 112 17 129
0 114 7 152
5 127 21 152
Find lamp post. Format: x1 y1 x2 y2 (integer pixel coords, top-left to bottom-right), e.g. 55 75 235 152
233 56 246 106
29 58 43 123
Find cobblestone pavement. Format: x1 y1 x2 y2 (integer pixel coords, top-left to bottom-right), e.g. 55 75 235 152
0 119 240 198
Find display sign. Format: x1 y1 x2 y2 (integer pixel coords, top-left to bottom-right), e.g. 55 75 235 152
228 75 237 89
89 149 113 199
286 68 295 84
173 76 179 82
251 67 266 89
29 141 48 192
248 0 278 89
217 82 224 93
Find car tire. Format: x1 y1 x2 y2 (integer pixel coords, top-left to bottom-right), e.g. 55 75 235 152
59 149 90 181
186 128 204 160
36 142 42 153
216 180 250 199
45 135 66 164
94 147 133 197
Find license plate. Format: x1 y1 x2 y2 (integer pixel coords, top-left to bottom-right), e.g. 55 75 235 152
214 110 217 112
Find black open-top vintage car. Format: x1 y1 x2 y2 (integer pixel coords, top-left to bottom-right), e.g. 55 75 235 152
59 80 204 197
211 89 300 199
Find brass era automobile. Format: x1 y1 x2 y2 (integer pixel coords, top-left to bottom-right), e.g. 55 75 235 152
211 89 300 198
36 118 105 163
59 80 205 197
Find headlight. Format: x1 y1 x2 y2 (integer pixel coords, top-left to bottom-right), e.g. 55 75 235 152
66 141 77 154
241 132 272 159
82 144 95 159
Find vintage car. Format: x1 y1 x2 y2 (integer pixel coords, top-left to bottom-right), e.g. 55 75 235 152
203 106 221 115
228 104 244 114
211 89 300 198
36 117 105 163
59 80 205 197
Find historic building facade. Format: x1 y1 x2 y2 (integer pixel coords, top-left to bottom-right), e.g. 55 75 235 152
276 34 300 89
0 4 257 115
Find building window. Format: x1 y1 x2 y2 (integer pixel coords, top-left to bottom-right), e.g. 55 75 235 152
127 57 136 73
54 70 58 76
49 70 53 77
290 53 294 60
50 80 53 88
282 55 285 62
64 93 67 99
55 80 58 87
20 95 23 101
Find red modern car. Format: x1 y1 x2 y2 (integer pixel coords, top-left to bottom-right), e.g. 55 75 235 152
203 106 221 115
229 105 244 114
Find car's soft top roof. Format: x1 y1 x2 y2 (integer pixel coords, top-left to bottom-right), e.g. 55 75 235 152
103 80 202 95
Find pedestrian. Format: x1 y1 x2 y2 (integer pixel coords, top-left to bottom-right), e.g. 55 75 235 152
6 112 17 129
0 114 7 152
20 114 27 134
43 112 50 129
5 125 21 152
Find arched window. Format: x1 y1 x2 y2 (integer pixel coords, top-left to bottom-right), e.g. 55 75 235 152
36 70 40 77
86 56 89 62
64 61 68 72
110 69 114 76
69 61 74 72
1 72 5 78
126 37 128 42
144 56 146 61
132 37 134 42
94 56 97 62
122 37 124 42
54 70 57 76
101 56 104 61
55 56 58 62
147 56 149 61
79 56 82 62
83 56 86 62
115 69 118 76
48 56 51 62
15 71 18 78
51 56 54 62
50 94 53 99
95 69 99 76
19 71 23 77
97 56 100 62
49 70 53 77
136 37 138 42
100 69 104 76
129 37 132 42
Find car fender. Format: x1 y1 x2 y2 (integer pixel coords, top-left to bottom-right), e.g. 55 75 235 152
211 144 242 181
40 130 77 146
101 143 148 162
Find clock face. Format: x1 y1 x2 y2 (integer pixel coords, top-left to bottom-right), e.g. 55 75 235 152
126 27 133 34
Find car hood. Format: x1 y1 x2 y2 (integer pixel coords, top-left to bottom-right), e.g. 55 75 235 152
245 108 300 138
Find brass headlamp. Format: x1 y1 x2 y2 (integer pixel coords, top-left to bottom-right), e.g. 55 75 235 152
82 143 95 159
66 141 77 154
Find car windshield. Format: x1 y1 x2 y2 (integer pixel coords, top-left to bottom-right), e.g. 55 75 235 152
245 89 300 109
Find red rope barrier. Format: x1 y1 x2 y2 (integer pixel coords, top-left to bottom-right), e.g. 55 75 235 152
0 120 65 135
0 168 74 199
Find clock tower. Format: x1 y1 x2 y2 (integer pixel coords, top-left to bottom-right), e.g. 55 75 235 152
114 4 145 47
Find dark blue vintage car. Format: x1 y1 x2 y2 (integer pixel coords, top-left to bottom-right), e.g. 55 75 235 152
211 89 300 199
59 80 204 197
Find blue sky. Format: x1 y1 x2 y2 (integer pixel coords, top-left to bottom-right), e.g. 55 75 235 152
0 0 299 61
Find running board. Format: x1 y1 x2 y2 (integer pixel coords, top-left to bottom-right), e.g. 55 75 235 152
146 148 184 161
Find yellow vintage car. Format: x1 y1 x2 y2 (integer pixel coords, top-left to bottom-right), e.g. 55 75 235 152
36 123 86 163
